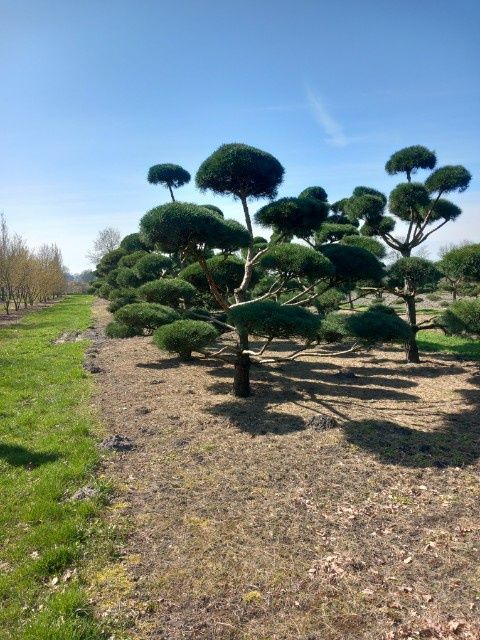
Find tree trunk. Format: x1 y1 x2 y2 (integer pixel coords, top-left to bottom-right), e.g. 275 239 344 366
348 290 354 310
452 288 457 301
404 294 420 363
233 329 251 397
168 185 175 202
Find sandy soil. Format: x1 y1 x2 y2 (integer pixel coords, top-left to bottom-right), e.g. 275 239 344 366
90 299 480 640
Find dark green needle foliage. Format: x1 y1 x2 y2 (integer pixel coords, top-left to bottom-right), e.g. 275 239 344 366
385 145 437 181
387 257 441 292
154 320 218 360
118 250 148 268
196 143 284 200
319 243 384 284
425 165 472 194
138 278 197 308
339 235 386 258
148 163 191 201
107 287 139 313
228 300 320 341
120 232 150 253
388 183 431 221
179 255 246 294
438 300 480 336
96 248 127 276
255 196 328 238
298 186 328 202
315 223 359 244
140 202 250 254
260 243 334 281
114 302 180 334
320 309 411 344
202 204 224 218
116 266 142 288
438 244 480 300
135 253 173 281
105 320 140 338
352 186 388 205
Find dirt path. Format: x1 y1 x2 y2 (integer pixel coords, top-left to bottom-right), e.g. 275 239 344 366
91 299 480 640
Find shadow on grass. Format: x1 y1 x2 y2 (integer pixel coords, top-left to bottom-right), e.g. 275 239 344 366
417 337 480 361
0 444 60 468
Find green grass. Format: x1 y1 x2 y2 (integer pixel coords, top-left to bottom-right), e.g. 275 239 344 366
417 329 480 360
0 296 110 639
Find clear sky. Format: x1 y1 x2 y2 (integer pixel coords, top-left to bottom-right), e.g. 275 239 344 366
1 0 478 272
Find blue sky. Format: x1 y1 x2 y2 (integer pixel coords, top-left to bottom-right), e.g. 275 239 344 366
1 0 478 272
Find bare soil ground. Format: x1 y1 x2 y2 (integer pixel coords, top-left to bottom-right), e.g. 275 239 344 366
91 299 480 640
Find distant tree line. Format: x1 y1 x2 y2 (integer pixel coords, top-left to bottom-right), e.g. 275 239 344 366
0 215 66 314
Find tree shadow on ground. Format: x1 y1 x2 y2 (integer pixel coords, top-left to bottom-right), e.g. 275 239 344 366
205 354 425 435
0 443 60 468
344 370 480 468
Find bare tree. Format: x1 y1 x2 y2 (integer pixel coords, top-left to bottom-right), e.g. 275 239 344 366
86 227 121 265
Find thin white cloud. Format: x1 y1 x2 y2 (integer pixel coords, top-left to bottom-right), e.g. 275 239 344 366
306 87 348 147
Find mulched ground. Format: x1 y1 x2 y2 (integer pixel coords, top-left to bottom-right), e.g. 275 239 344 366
90 299 480 640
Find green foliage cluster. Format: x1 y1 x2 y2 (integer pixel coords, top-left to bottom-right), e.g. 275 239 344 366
228 300 320 341
387 257 441 292
140 202 250 254
438 300 480 336
196 143 284 199
138 278 197 307
153 320 218 360
260 243 334 281
114 302 180 334
179 255 245 293
320 309 411 344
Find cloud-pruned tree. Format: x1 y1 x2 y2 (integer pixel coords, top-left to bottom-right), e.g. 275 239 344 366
343 145 471 362
148 164 191 202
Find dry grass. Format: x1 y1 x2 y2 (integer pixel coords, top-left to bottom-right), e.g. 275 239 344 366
91 300 480 640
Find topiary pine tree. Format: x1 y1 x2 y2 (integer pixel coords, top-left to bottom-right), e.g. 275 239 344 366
137 144 407 397
148 163 191 202
343 145 471 363
437 243 480 301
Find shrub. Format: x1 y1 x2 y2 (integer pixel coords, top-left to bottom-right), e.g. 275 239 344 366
153 320 218 360
426 293 441 301
438 299 480 336
314 288 345 314
105 321 140 339
440 301 449 307
138 278 197 307
114 303 180 334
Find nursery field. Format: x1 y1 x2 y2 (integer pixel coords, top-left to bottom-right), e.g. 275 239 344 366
92 299 480 640
0 296 110 640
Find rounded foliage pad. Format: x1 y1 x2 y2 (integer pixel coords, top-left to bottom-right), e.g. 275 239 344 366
260 243 334 281
319 243 384 283
147 164 191 188
114 302 180 334
138 278 197 307
140 202 250 254
196 143 284 199
385 145 437 179
228 300 320 341
153 319 218 360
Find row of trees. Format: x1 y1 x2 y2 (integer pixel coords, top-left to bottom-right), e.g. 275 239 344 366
91 143 475 396
0 215 66 314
